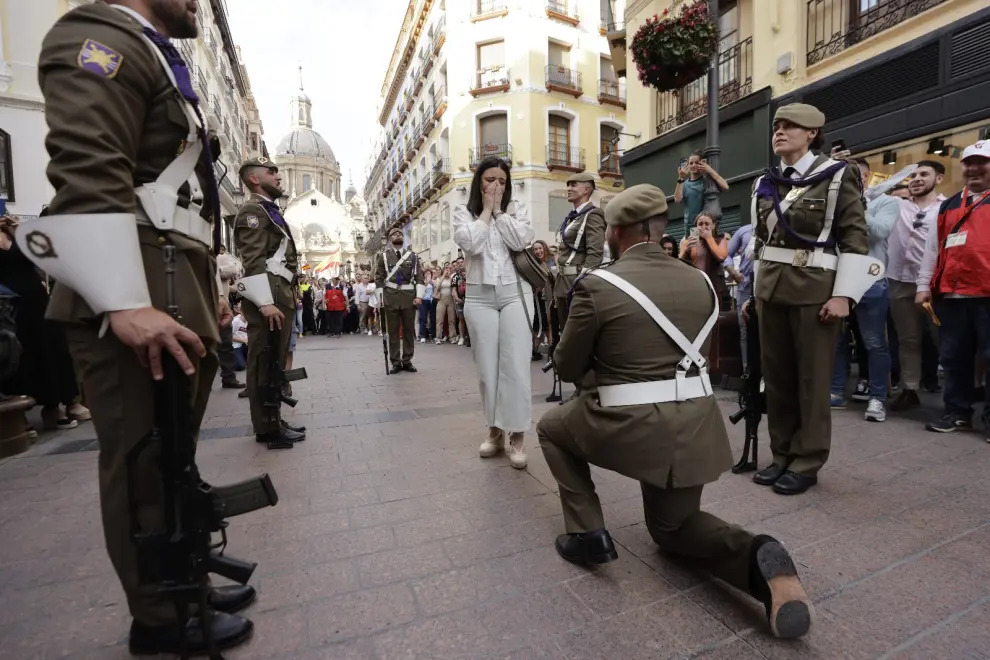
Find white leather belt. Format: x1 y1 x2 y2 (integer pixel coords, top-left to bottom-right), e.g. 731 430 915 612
560 266 579 276
136 206 211 247
386 282 415 290
267 264 293 282
598 376 713 407
761 246 838 270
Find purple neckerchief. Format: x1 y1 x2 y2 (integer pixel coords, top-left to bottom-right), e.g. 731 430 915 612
257 199 288 228
755 161 849 248
142 27 222 254
560 207 587 253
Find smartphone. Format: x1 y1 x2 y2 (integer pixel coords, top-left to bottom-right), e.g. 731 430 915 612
679 157 688 169
689 227 700 239
0 199 6 216
832 139 846 151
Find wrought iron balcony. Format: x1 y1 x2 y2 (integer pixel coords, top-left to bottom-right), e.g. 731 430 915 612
431 16 446 54
433 85 448 119
655 37 753 136
546 145 585 172
598 79 625 108
471 0 508 21
471 67 510 97
193 67 208 95
430 158 451 189
547 0 579 26
599 152 621 177
470 143 513 169
806 0 947 66
546 66 582 97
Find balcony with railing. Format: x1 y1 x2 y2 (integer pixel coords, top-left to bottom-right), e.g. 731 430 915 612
422 48 435 78
470 67 510 97
599 152 621 178
470 143 513 169
176 39 195 64
546 145 585 172
598 79 625 109
546 66 582 97
414 121 426 148
547 0 580 26
806 0 947 66
432 16 447 54
399 108 409 126
655 37 753 136
429 158 451 190
433 85 448 119
209 93 222 122
412 67 424 95
471 0 508 22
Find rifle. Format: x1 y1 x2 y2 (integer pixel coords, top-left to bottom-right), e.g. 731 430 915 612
725 298 764 473
126 244 279 660
260 311 307 449
543 299 562 403
377 253 390 375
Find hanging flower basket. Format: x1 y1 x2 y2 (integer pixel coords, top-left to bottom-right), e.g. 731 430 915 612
631 1 720 93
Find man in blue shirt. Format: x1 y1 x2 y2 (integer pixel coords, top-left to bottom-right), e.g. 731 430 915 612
724 223 754 370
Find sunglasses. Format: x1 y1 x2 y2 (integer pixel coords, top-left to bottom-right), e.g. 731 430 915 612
913 212 927 230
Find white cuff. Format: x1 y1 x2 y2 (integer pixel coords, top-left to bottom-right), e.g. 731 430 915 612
14 213 151 314
235 273 275 307
832 253 885 303
416 284 426 298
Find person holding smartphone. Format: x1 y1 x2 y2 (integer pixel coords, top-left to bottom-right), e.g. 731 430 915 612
674 150 729 230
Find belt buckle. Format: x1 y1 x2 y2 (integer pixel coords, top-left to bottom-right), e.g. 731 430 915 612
792 249 810 268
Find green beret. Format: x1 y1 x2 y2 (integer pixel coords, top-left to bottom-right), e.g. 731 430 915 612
604 184 668 227
566 172 596 184
388 227 404 240
773 103 825 129
239 156 278 175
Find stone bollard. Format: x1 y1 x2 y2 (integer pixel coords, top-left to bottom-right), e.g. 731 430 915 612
0 395 35 459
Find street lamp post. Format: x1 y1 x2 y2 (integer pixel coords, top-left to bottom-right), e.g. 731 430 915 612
701 0 722 222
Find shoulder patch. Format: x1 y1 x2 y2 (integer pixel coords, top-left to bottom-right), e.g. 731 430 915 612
77 39 124 79
246 215 260 228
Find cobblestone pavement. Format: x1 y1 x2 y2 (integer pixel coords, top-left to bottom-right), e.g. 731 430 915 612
2 333 989 660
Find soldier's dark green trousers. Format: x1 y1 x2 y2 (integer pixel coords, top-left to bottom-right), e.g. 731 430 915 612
554 296 570 333
537 411 755 595
242 300 293 435
383 290 416 367
757 300 842 476
64 322 218 625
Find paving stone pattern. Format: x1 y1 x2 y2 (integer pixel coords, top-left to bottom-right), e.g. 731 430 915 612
2 334 989 659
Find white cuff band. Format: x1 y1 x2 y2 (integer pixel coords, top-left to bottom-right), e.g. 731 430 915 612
832 253 885 303
235 273 275 307
416 284 426 298
14 213 152 314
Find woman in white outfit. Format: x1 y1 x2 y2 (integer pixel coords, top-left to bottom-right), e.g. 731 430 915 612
453 157 535 469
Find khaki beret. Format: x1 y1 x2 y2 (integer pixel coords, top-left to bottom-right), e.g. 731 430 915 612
239 156 278 175
604 184 668 227
773 103 825 129
387 227 404 240
566 172 596 184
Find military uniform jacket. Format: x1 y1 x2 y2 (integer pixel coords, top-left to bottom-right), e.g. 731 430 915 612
38 1 220 343
753 155 868 306
233 194 299 310
552 205 606 298
374 248 425 305
554 243 733 488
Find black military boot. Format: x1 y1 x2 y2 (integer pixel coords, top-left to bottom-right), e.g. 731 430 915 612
554 529 618 565
402 362 418 373
209 585 256 614
390 364 403 374
256 428 295 449
748 536 813 639
281 419 307 434
128 611 253 655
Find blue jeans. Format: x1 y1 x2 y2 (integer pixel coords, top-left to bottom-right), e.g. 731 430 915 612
936 297 990 419
419 298 436 339
832 280 890 401
234 345 247 371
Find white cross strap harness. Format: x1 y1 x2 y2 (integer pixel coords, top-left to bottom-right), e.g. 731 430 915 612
589 269 720 407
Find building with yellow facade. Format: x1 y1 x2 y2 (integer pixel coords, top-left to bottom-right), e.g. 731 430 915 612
617 0 990 238
363 0 630 264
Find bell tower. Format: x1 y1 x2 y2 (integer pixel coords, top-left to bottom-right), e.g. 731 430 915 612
289 65 313 129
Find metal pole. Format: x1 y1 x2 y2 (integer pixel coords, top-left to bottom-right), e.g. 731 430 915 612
702 0 722 221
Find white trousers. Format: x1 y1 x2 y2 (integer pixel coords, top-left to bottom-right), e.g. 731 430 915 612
464 283 534 433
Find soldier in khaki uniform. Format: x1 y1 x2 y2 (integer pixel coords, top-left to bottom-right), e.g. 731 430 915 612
18 0 254 653
233 157 306 448
747 104 880 495
552 172 606 330
537 184 814 640
374 227 425 373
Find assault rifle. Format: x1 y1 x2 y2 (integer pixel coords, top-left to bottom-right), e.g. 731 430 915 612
127 244 279 660
543 300 563 403
260 313 307 448
725 298 765 473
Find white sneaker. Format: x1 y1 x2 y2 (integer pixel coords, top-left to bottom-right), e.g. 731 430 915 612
506 434 527 469
479 431 504 458
367 330 372 336
865 398 886 423
420 337 426 343
457 337 465 346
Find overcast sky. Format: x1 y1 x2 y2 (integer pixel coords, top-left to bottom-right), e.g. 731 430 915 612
226 0 407 194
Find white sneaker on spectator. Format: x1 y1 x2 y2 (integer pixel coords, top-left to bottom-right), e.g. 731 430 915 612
865 398 886 423
420 338 426 343
457 337 464 346
67 403 91 421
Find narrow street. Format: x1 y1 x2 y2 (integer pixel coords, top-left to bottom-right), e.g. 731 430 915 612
1 333 988 660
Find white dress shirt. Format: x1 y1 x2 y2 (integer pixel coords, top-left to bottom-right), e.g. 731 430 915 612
887 195 944 284
782 150 819 178
453 203 535 286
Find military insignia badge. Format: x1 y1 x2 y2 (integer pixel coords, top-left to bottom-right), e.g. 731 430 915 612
77 39 124 79
784 186 808 203
246 215 260 228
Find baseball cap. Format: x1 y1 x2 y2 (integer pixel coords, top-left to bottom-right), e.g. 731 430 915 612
960 140 990 162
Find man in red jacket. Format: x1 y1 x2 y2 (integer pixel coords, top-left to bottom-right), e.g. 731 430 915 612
325 277 347 338
915 140 990 439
